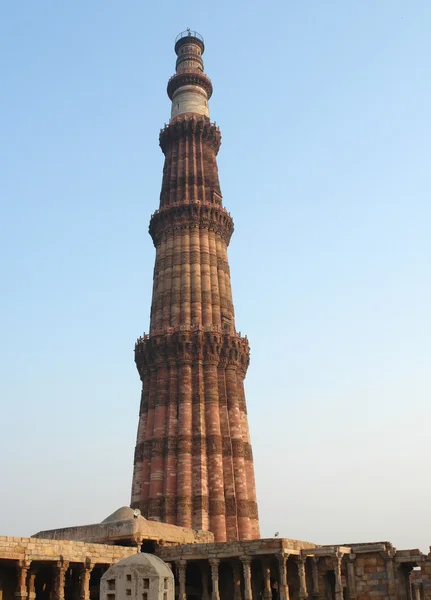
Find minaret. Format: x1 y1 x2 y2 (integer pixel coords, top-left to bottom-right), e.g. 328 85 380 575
131 30 259 542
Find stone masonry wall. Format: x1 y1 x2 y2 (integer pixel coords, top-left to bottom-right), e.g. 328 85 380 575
354 552 389 599
157 537 316 562
33 517 213 546
0 536 136 564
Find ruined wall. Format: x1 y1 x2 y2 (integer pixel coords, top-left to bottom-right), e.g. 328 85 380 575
156 537 316 562
0 536 136 564
2 534 431 600
353 552 389 599
33 518 213 546
420 551 431 600
0 537 137 600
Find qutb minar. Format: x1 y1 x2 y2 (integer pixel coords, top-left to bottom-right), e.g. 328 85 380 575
130 30 260 542
2 30 429 600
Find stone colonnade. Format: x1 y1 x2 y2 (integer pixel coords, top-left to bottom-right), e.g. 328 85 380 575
0 536 136 600
12 558 104 600
163 545 431 600
169 550 352 600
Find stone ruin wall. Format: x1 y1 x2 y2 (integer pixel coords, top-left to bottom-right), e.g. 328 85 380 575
1 535 431 600
33 520 213 546
0 536 137 600
156 539 431 600
0 535 136 563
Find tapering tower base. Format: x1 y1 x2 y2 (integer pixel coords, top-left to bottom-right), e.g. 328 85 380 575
132 328 259 541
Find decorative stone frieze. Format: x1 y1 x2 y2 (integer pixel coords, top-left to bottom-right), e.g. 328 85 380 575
135 330 250 373
159 117 220 154
149 202 234 247
167 72 213 103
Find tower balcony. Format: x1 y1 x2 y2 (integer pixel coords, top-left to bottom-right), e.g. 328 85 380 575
148 199 234 247
174 29 205 54
135 325 250 375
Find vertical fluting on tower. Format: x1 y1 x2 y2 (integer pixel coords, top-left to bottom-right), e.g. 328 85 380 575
131 30 259 541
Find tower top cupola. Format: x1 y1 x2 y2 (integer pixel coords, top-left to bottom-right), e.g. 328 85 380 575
167 29 213 121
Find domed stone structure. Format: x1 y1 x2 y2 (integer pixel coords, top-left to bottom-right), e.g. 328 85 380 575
101 507 145 523
101 554 174 600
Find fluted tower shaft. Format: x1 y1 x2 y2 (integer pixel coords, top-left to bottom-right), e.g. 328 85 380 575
131 31 260 542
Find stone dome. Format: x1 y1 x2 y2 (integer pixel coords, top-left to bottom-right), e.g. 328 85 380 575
104 553 172 577
101 507 144 523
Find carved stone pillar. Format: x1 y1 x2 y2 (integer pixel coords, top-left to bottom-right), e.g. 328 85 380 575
413 583 421 600
346 555 356 600
333 554 343 600
53 560 69 600
241 556 252 600
209 559 220 600
233 563 242 600
297 558 308 600
16 561 30 600
177 560 187 600
262 559 272 600
311 558 320 599
277 555 290 600
79 559 94 600
27 568 38 600
383 550 397 600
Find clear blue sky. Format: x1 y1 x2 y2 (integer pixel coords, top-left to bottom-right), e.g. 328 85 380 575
1 1 430 551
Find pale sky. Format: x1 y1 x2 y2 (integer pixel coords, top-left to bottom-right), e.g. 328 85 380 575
1 1 430 552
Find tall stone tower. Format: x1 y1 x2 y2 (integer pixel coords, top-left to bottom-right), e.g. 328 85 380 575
131 30 259 542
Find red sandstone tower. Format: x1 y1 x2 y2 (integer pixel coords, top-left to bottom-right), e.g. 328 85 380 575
131 30 259 542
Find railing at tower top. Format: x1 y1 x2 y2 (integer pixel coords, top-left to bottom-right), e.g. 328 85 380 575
175 29 204 45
